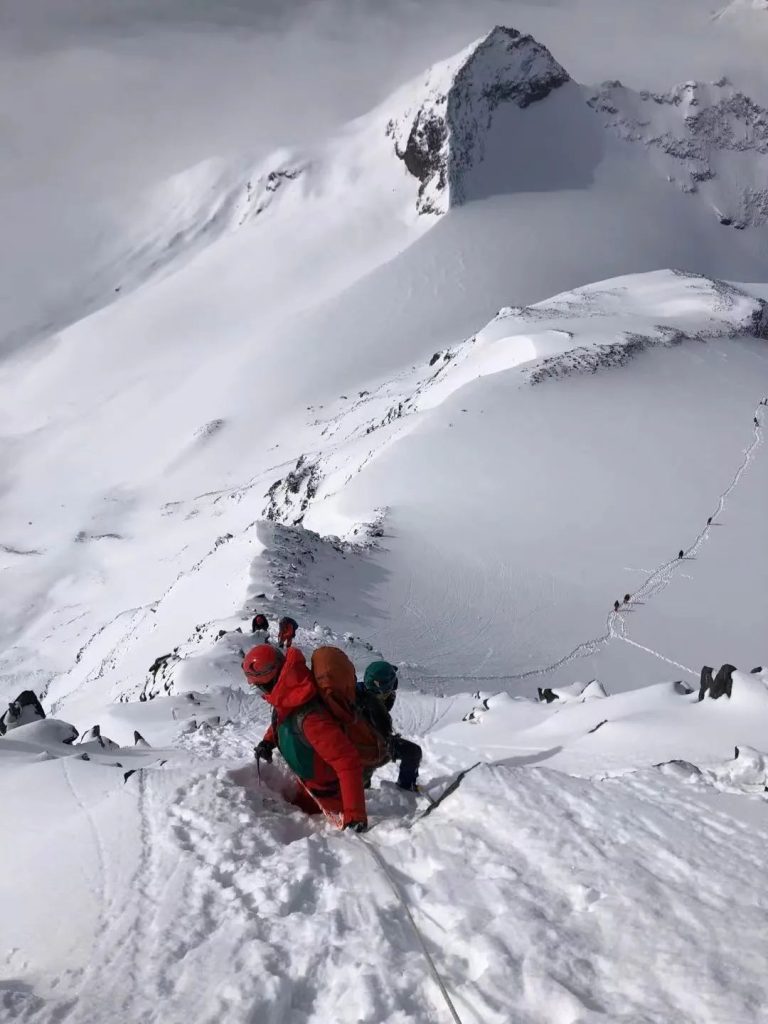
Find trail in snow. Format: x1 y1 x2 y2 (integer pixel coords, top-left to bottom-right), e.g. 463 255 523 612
612 404 765 674
25 750 767 1024
417 404 764 686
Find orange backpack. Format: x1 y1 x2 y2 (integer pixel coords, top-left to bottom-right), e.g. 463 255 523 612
310 646 389 769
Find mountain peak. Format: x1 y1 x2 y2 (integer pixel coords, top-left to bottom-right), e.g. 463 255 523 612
387 26 571 214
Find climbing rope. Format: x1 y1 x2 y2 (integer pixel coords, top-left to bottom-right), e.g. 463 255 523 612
356 834 466 1024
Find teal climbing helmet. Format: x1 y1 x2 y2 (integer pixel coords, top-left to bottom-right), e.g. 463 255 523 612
363 660 399 695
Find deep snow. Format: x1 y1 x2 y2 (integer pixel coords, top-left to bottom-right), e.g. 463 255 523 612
4 647 768 1024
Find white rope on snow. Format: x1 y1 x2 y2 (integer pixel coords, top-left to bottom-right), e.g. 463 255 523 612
356 834 466 1024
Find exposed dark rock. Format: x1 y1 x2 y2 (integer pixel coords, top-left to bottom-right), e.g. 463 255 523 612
79 724 119 750
588 81 768 227
537 687 559 704
390 26 570 213
142 650 180 701
0 690 46 735
399 112 447 186
673 681 695 695
587 719 608 734
698 663 736 701
264 455 322 526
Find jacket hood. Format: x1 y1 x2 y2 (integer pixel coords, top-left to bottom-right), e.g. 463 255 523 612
263 646 317 711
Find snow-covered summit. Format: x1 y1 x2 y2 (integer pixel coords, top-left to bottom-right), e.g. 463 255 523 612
386 25 571 214
219 26 768 233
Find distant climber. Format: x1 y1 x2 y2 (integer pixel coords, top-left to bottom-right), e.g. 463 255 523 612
357 661 422 792
754 416 759 427
678 550 684 560
623 594 631 604
251 612 269 636
613 600 620 612
707 516 712 526
245 644 369 830
278 616 299 649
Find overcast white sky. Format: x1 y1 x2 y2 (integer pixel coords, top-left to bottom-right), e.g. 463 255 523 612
1 0 765 349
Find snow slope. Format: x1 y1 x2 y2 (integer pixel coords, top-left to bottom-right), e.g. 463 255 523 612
4 647 768 1024
2 25 768 708
2 14 768 1024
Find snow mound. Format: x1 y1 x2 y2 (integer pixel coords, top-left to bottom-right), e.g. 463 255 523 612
539 679 608 703
78 724 119 751
429 669 768 777
0 718 78 751
709 744 768 793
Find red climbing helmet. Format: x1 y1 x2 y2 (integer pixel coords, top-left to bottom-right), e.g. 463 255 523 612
243 644 284 691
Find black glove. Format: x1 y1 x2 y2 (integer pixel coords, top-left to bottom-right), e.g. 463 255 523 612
343 819 368 833
254 740 274 763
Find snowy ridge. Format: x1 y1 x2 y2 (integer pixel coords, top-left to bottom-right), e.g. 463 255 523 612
291 270 766 537
5 19 768 361
2 269 763 714
135 27 768 236
589 77 768 227
120 152 309 279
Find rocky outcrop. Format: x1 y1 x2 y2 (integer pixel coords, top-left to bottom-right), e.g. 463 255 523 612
537 679 608 704
264 455 322 526
388 26 570 214
240 162 306 224
387 28 768 226
0 690 46 735
698 663 737 700
588 78 768 227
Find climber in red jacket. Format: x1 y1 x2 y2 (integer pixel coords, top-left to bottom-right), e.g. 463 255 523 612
243 644 368 831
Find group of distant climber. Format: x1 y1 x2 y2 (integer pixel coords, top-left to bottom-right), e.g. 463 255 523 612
610 404 764 615
242 612 422 832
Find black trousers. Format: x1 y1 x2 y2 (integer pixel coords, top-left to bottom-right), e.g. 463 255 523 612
390 735 422 788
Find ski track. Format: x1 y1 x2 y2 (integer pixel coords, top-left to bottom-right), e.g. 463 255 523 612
419 405 764 687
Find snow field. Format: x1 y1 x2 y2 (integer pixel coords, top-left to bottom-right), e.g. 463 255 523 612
4 667 768 1024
